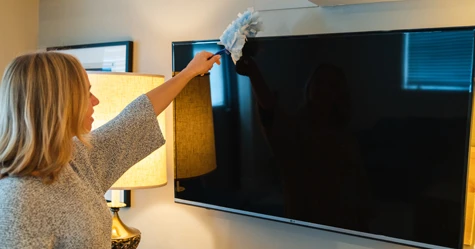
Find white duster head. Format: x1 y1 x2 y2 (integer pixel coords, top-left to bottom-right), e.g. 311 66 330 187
218 8 263 63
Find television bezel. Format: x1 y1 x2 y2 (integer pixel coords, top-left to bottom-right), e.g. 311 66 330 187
172 25 475 249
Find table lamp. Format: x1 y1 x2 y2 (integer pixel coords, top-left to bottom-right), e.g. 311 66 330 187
173 73 217 191
88 72 166 249
464 98 475 246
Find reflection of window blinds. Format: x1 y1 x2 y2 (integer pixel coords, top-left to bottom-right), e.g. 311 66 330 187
404 31 474 91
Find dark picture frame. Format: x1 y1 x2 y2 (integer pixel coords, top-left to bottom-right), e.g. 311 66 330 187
47 41 133 72
47 41 133 207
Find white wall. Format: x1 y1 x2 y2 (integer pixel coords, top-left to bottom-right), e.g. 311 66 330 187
0 0 38 76
38 0 475 248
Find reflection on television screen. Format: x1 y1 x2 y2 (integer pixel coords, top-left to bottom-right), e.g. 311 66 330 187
173 26 475 249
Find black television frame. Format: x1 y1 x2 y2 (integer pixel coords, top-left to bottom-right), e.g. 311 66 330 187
172 26 475 249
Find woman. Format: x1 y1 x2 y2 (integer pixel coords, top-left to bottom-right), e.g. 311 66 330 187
0 51 220 249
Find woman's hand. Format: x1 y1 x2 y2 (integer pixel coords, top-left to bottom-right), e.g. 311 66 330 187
183 51 221 77
145 50 221 116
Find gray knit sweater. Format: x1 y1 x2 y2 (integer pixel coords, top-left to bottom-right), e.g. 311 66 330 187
0 95 165 249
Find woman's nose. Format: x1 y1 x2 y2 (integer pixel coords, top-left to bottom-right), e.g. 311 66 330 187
92 94 100 106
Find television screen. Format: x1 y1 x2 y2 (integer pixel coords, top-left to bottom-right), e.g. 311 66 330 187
172 26 475 249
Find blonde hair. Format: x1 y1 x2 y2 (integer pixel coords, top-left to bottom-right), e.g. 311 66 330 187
0 52 91 183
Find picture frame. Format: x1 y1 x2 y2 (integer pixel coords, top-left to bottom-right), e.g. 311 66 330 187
47 41 133 72
47 41 133 207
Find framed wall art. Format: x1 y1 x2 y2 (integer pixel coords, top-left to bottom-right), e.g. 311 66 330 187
47 41 133 72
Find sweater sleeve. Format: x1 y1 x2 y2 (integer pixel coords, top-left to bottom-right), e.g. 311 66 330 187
73 94 165 194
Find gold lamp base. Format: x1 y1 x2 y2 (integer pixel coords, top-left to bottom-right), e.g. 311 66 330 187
110 207 141 249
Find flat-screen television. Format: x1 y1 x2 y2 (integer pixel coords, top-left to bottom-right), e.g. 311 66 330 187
172 26 475 249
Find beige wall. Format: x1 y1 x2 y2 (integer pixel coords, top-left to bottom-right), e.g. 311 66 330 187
0 0 38 76
38 0 475 248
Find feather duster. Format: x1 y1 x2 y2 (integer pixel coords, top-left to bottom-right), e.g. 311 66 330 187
214 8 263 63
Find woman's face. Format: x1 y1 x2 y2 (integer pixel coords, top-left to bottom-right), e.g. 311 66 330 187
84 82 100 132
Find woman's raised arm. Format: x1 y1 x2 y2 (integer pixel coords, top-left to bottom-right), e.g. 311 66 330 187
146 51 221 116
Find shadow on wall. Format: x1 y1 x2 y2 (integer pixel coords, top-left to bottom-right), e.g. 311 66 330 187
210 210 416 249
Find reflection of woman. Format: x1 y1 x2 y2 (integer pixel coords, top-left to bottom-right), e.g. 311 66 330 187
236 53 369 231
